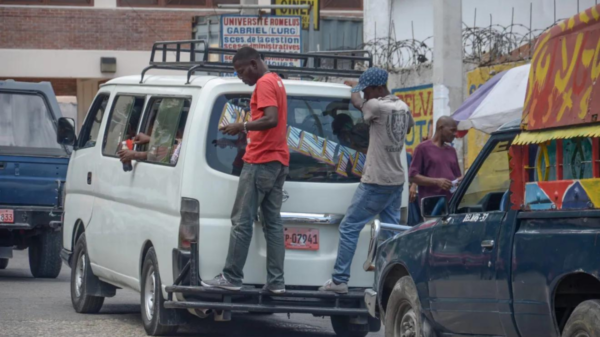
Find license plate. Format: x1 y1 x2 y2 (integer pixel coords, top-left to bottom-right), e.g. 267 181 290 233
284 227 319 251
0 210 14 223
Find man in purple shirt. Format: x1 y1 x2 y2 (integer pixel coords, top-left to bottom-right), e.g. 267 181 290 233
409 116 462 204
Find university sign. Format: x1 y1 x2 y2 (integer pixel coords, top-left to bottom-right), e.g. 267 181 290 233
221 15 302 67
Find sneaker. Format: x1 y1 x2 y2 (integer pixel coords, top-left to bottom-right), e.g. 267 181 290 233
319 279 348 294
262 283 286 294
201 274 242 291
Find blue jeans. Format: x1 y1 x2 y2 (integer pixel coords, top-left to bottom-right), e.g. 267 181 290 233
431 197 446 216
223 162 289 286
333 183 403 284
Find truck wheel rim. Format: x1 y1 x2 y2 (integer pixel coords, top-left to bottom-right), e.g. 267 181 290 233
570 331 590 337
75 253 85 298
395 303 417 337
144 267 156 320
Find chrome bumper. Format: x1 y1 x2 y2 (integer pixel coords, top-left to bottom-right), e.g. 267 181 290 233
364 289 378 317
363 219 411 271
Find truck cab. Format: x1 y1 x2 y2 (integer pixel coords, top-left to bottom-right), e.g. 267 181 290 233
0 80 69 278
366 4 600 337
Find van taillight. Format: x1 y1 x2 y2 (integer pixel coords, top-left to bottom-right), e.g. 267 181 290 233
179 198 199 251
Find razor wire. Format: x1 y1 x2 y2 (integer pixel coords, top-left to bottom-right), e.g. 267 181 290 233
361 21 561 71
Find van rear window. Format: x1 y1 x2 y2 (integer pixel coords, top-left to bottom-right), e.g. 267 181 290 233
206 94 369 183
0 92 64 155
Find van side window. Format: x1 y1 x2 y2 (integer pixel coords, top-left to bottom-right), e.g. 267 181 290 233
102 95 145 156
142 97 190 166
78 93 110 149
206 94 367 182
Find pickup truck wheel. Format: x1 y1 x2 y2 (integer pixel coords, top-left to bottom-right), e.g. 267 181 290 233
330 316 369 337
0 258 8 269
141 247 178 336
561 300 600 337
29 230 62 278
385 276 423 337
71 234 104 313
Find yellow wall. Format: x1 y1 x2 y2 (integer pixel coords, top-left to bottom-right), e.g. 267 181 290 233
465 61 527 169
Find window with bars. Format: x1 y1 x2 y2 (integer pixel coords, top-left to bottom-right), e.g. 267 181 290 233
0 0 92 5
117 0 237 6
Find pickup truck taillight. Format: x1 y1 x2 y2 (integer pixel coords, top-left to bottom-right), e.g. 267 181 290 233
178 198 199 251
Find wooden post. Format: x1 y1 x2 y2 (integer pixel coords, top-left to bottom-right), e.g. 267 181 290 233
593 138 600 178
522 145 530 184
556 139 564 180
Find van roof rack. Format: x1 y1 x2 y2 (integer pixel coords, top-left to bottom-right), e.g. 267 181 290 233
140 39 373 84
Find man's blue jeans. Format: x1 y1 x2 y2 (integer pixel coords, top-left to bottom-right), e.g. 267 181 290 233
332 183 403 284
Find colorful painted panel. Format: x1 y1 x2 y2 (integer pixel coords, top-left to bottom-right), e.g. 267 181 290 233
509 145 526 210
522 4 600 131
525 178 600 210
563 138 594 180
513 125 600 145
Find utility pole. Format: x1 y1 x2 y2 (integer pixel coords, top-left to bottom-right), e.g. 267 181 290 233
432 0 464 169
432 0 463 128
363 0 391 43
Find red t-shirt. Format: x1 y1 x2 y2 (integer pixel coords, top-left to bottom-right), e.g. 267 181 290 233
243 73 290 166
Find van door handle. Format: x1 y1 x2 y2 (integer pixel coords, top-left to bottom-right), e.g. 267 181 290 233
481 240 495 249
87 172 92 185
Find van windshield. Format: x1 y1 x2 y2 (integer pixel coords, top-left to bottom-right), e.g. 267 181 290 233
0 92 67 157
207 94 369 183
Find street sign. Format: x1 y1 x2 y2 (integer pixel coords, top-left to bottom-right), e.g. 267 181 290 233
221 15 302 67
271 0 320 31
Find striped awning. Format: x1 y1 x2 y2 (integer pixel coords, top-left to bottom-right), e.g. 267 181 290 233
513 124 600 145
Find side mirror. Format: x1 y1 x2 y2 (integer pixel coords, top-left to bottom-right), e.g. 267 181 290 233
57 117 77 147
421 195 448 218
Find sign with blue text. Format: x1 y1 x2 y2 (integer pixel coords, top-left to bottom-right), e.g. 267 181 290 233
220 15 302 67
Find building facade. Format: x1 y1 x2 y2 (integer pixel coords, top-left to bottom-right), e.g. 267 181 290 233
0 0 362 126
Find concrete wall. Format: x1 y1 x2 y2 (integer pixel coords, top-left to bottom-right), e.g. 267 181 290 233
366 0 597 45
388 63 477 101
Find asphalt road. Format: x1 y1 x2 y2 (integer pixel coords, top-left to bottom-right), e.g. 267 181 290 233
0 250 384 337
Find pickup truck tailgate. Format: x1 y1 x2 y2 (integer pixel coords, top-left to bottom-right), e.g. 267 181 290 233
0 155 68 207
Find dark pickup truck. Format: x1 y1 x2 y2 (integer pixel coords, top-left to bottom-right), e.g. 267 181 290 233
363 120 600 337
0 80 69 278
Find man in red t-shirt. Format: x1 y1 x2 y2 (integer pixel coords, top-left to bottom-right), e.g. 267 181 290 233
202 47 289 294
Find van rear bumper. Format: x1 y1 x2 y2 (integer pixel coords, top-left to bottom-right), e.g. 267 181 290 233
169 243 369 317
165 285 369 316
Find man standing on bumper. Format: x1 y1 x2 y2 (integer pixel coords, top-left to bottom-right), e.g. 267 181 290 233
320 68 414 294
202 47 289 294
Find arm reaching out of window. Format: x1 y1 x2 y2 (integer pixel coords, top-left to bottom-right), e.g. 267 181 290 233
133 132 151 145
118 149 147 162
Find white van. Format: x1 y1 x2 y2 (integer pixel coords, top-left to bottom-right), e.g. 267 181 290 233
57 41 409 337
